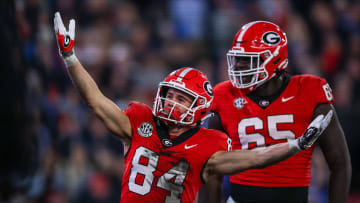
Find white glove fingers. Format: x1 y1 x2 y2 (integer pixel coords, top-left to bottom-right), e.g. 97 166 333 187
54 12 66 34
309 114 324 128
54 15 58 33
54 12 78 67
320 110 333 131
69 19 75 40
54 12 61 33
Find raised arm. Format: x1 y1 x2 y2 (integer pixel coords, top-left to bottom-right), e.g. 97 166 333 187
54 12 132 145
203 110 333 181
314 103 351 203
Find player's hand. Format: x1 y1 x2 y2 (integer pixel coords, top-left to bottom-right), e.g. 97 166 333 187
54 12 78 67
298 110 333 149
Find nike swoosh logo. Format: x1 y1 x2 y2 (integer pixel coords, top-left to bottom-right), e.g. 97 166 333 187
184 144 198 149
281 96 295 102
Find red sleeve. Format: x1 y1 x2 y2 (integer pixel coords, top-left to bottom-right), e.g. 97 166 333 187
124 101 153 127
300 75 334 105
316 77 334 104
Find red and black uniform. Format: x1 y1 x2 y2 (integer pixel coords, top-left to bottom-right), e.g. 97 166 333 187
211 75 334 203
120 102 229 203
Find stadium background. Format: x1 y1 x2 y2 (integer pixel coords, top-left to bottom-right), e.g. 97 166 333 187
1 0 359 202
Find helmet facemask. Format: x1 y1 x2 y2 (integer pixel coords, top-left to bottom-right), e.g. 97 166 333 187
227 50 270 89
153 83 207 126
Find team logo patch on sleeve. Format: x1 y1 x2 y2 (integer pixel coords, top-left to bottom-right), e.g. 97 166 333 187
234 97 247 109
137 122 153 137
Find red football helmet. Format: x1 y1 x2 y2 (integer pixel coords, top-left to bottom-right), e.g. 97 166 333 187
153 67 213 126
227 21 288 93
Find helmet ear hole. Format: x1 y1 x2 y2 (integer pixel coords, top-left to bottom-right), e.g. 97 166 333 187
273 58 281 64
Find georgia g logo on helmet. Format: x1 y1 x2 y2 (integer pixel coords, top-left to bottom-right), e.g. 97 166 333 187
203 81 213 96
262 31 281 45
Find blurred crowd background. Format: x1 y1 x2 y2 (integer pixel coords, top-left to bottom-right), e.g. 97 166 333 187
1 0 360 202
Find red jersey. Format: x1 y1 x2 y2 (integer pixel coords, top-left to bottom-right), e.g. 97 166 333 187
211 75 334 187
120 102 230 203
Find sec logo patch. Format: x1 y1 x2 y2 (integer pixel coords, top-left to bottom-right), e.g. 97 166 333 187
137 122 153 137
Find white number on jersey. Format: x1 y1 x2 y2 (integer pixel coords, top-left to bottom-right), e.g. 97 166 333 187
129 146 159 195
322 83 333 101
227 137 232 151
238 114 296 149
157 161 189 203
129 146 189 202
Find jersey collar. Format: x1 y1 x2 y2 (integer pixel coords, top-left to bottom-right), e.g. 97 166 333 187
247 76 291 109
153 116 200 148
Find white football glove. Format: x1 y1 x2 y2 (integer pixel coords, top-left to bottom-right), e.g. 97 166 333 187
54 12 78 67
289 110 333 153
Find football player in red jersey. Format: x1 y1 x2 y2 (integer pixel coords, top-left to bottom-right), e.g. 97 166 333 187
208 21 352 203
54 13 333 203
